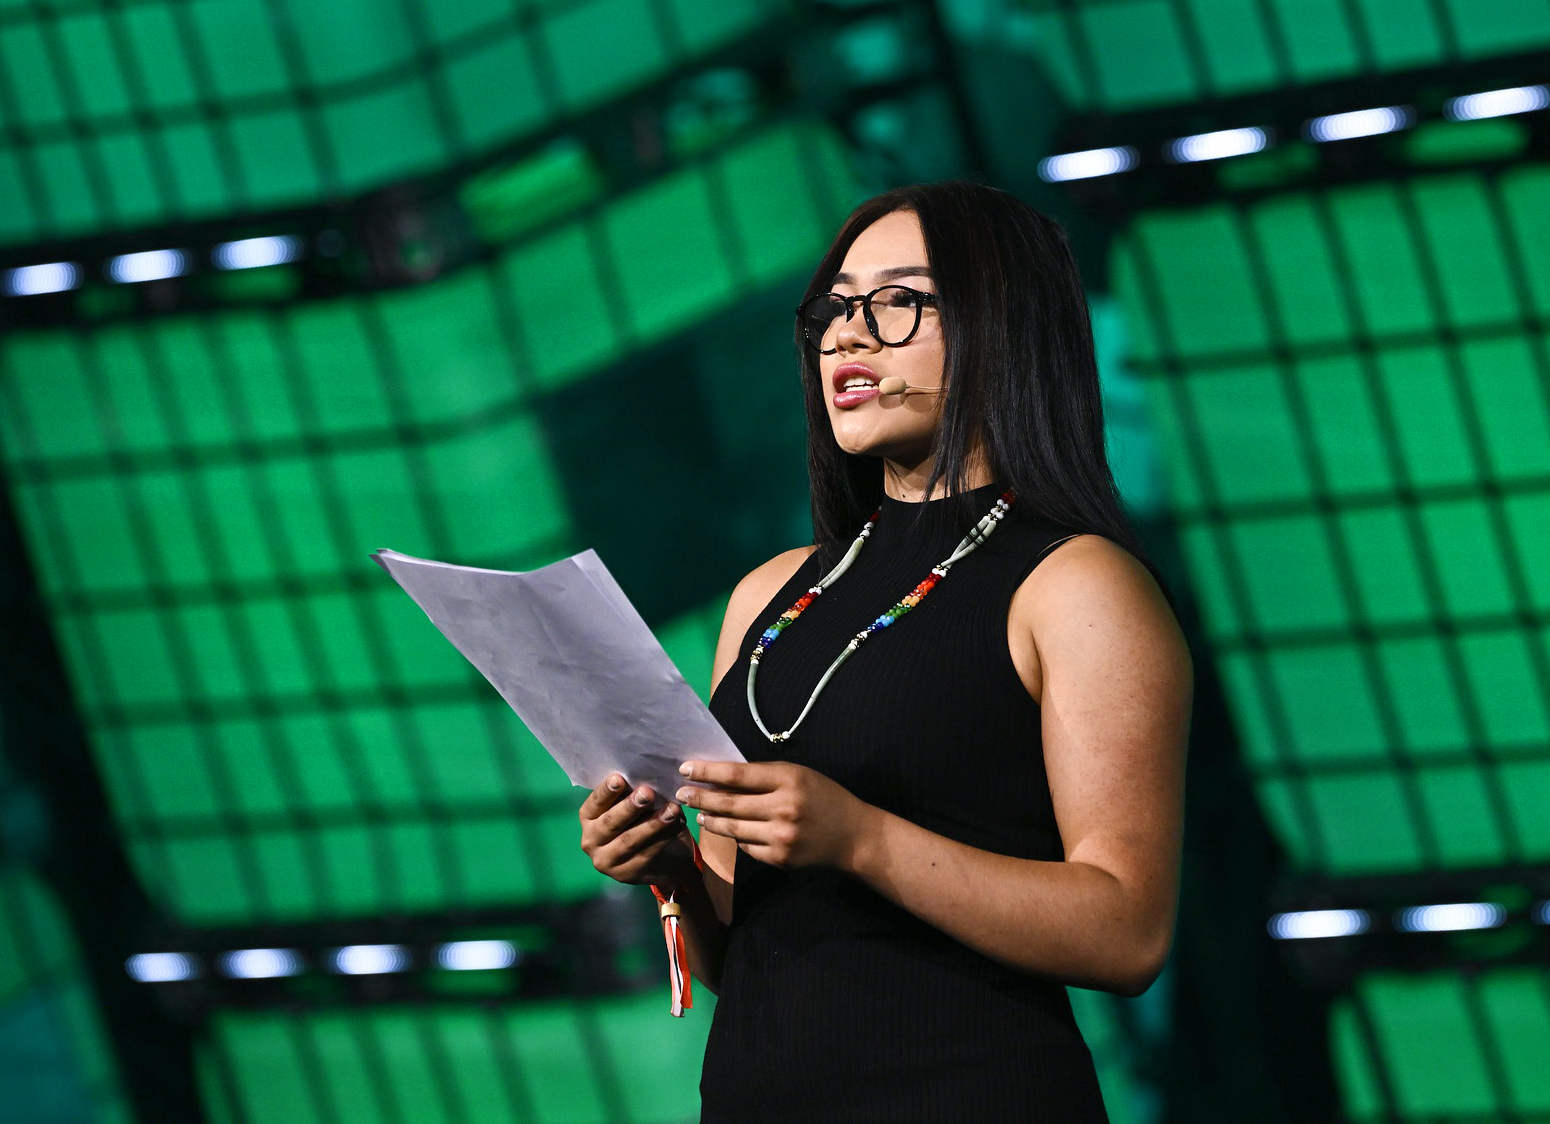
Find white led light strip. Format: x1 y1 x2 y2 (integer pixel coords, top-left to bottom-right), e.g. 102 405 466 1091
1036 82 1545 185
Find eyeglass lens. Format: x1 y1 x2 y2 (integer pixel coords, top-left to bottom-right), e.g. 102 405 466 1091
800 286 927 351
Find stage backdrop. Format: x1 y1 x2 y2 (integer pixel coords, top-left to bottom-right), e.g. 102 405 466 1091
2 1 1549 1122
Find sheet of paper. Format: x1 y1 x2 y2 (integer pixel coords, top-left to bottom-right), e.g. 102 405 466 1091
372 548 744 801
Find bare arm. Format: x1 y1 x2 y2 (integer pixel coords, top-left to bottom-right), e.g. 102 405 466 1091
680 536 1190 996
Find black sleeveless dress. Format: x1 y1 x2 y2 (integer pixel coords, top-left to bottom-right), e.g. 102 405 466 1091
701 482 1110 1122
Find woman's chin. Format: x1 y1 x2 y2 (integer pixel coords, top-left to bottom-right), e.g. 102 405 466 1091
829 427 931 464
826 402 938 457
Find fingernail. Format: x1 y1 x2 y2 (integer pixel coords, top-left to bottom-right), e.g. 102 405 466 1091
696 812 705 825
662 805 679 823
632 787 651 806
607 775 624 792
675 788 691 804
678 762 692 776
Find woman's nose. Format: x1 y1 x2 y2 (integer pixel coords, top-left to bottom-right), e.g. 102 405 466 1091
833 305 882 352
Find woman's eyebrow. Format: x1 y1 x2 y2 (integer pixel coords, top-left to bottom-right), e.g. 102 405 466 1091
830 265 933 286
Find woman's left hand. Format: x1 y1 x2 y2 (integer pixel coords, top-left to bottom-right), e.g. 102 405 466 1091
676 760 877 871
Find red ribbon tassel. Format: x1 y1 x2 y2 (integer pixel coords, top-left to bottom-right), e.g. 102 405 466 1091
658 896 691 1016
651 838 703 1017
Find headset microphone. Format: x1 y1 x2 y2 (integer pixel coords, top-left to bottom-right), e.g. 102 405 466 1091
878 376 942 396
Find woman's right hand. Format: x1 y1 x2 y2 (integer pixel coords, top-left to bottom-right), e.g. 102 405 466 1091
579 774 699 890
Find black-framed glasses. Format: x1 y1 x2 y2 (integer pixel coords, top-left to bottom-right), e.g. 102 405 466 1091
795 285 940 354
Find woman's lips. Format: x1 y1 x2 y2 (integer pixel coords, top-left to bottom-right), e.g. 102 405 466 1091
832 362 881 408
833 385 881 409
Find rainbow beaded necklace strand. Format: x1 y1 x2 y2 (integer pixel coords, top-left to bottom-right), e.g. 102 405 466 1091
746 489 1017 743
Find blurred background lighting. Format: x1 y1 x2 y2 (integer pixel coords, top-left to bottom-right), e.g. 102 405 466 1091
329 944 411 975
1038 146 1139 182
1535 901 1550 925
213 235 302 270
436 940 520 971
218 948 304 979
4 261 81 296
125 952 198 983
1444 84 1550 120
1394 902 1507 933
1167 127 1268 163
1305 106 1412 142
1268 909 1370 940
107 249 187 284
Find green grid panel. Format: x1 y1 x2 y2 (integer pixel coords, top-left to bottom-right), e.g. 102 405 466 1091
0 115 862 927
1113 163 1550 877
943 0 1550 111
1331 966 1550 1120
0 0 790 242
0 859 132 1124
189 961 1172 1124
197 991 713 1124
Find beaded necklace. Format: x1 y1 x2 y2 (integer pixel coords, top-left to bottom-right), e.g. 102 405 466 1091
746 488 1016 743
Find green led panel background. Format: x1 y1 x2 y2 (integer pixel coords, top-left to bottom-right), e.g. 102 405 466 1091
1112 166 1550 1118
1115 168 1550 877
0 0 786 240
1331 968 1550 1120
948 0 1550 109
3 0 1550 1121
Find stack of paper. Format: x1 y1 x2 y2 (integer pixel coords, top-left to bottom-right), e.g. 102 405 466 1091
372 548 743 801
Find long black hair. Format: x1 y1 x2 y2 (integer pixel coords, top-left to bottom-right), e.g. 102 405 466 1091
798 180 1160 589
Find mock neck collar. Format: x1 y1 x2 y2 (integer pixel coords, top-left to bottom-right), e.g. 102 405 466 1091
877 480 1004 510
871 481 1007 547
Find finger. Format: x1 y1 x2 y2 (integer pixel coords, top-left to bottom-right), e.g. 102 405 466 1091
695 811 773 844
594 784 660 837
613 803 684 858
675 785 769 819
580 774 630 821
597 806 683 867
611 831 685 882
692 810 738 841
679 760 781 791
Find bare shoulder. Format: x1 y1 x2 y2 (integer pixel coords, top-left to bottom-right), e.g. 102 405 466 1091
726 545 820 624
1009 535 1191 702
1024 534 1166 608
710 545 819 695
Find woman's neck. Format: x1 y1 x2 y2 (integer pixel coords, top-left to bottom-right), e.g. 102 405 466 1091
880 450 994 502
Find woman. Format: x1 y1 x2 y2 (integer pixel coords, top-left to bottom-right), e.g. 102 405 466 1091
579 180 1190 1121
